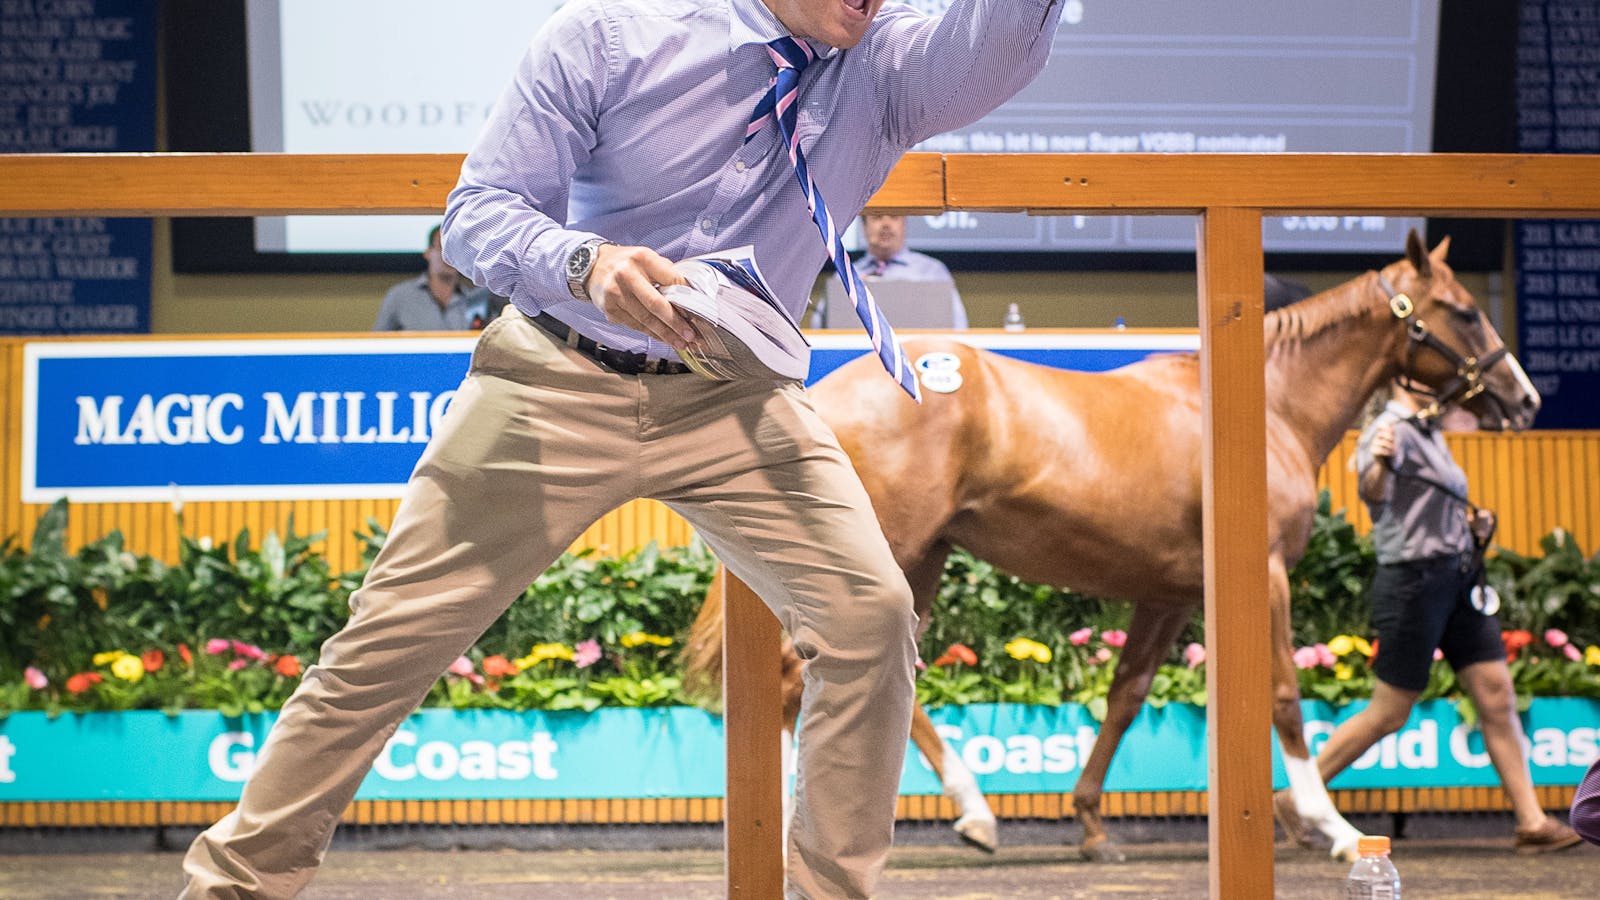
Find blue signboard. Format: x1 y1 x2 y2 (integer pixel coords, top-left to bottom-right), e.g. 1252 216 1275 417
2 699 1594 802
23 332 1199 502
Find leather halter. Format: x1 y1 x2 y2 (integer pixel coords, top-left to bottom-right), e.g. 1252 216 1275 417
1378 272 1511 424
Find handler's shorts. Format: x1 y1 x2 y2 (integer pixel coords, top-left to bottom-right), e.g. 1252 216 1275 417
1367 551 1506 692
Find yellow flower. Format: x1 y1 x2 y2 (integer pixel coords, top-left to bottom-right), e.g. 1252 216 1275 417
1586 645 1600 667
93 650 129 667
1327 635 1356 657
1334 663 1353 681
110 654 144 682
1351 637 1374 658
1004 638 1053 664
620 632 673 649
514 643 575 670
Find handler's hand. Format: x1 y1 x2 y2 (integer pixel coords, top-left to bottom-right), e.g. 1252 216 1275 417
1369 423 1396 461
584 244 698 351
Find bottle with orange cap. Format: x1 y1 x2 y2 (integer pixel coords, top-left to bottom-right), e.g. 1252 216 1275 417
1344 834 1401 899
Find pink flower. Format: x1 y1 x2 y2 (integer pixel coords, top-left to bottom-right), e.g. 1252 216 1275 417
1566 644 1583 662
1545 629 1570 649
205 638 230 655
231 640 267 661
1093 647 1113 664
24 666 47 690
1184 643 1206 669
1069 628 1093 646
448 656 474 677
1434 648 1445 661
228 659 249 671
1315 643 1337 668
574 639 602 669
1292 646 1319 670
1101 630 1128 648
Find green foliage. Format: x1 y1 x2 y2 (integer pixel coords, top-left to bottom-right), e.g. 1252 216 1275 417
1287 491 1377 646
1486 528 1600 639
3 498 1599 716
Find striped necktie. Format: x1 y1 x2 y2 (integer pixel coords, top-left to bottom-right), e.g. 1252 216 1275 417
747 36 920 401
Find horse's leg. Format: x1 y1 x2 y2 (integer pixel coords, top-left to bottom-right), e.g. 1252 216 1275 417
909 704 997 852
1267 554 1363 862
1071 601 1195 863
896 543 999 851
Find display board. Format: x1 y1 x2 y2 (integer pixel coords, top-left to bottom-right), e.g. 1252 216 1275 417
1514 0 1600 429
236 0 1438 259
0 0 155 335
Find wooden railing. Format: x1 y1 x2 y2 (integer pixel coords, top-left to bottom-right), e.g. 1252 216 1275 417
4 150 1600 898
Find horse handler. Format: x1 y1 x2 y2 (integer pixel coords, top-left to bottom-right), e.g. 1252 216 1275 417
180 1 1063 897
1278 381 1581 856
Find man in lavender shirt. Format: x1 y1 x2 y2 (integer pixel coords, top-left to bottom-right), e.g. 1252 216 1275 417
182 1 1063 897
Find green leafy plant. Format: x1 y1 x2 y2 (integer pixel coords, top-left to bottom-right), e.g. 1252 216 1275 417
4 500 1600 716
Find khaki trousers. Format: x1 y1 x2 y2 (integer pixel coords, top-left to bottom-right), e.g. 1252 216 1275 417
181 313 918 899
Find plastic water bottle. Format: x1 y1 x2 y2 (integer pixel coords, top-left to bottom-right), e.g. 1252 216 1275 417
1113 316 1127 330
1002 303 1025 332
1345 835 1401 899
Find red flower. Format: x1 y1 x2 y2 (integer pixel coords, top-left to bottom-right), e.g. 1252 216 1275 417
482 655 518 678
274 655 302 678
65 672 104 694
933 643 979 667
178 643 193 666
1502 630 1535 661
141 649 165 672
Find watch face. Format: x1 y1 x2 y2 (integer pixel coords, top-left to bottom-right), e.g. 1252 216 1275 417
567 245 592 278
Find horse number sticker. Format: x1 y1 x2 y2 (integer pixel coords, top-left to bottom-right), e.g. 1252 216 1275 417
915 352 963 394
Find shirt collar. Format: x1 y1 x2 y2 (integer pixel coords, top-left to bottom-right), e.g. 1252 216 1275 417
727 0 839 60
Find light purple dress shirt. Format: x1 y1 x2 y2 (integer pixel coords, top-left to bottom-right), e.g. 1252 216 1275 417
442 0 1059 359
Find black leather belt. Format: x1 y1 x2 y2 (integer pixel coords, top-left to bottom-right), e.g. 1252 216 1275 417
531 312 692 376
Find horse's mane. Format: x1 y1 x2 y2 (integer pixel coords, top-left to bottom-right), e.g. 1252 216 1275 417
1264 268 1390 352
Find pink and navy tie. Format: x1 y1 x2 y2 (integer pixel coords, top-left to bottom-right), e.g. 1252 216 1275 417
747 36 921 401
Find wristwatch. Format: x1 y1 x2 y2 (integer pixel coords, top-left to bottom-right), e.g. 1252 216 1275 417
565 238 613 302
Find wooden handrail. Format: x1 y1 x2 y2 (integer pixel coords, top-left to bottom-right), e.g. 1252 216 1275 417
945 152 1600 216
5 149 1599 899
0 151 946 216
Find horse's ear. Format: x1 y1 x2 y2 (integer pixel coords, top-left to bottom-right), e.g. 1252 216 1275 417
1405 229 1431 279
1430 235 1452 265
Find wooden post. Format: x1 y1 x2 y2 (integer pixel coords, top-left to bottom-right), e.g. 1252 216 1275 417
722 570 786 897
1197 207 1274 898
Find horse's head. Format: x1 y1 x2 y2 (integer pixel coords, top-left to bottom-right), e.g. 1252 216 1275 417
1377 230 1541 431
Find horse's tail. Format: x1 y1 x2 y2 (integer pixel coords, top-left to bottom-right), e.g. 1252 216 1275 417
679 566 728 711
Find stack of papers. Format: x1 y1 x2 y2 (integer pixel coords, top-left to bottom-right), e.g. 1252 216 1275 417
663 247 810 382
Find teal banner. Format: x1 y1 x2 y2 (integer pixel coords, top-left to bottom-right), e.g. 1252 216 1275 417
1 700 1595 802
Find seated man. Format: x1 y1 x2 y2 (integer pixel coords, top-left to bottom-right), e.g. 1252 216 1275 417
812 213 968 328
373 224 505 331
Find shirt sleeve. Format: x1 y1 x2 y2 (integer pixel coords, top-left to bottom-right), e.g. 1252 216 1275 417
869 0 1063 146
372 285 402 331
1574 756 1600 846
441 4 612 316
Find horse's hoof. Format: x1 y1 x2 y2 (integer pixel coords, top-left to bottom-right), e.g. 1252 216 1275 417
1080 838 1127 864
1272 789 1318 850
1330 834 1362 864
953 814 998 853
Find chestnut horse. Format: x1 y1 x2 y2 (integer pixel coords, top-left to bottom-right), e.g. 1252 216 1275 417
683 231 1540 862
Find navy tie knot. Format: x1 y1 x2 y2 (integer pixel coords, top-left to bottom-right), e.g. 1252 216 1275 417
767 36 813 74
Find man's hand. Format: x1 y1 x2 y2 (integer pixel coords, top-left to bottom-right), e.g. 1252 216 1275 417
584 244 698 351
1368 423 1396 461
